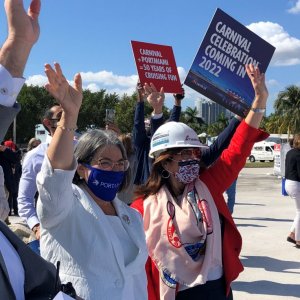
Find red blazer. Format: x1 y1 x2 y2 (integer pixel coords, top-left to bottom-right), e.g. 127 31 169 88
131 121 268 300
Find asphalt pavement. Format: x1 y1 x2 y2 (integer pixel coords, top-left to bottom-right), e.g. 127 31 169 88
231 167 300 300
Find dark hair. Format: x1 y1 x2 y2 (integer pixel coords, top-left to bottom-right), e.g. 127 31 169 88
27 138 41 151
134 152 173 199
42 104 60 133
118 133 134 156
73 129 130 192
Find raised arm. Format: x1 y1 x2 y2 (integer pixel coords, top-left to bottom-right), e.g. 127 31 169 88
169 86 184 122
201 64 269 193
144 83 165 136
244 64 268 128
133 82 165 143
145 82 165 116
0 0 40 77
44 63 82 170
0 0 40 140
133 82 148 147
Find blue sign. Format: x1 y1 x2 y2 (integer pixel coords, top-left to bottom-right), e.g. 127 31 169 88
184 8 275 117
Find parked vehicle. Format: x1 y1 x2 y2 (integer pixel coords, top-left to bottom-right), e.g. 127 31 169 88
35 123 47 143
248 141 274 163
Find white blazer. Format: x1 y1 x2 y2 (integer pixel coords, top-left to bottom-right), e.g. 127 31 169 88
37 156 148 300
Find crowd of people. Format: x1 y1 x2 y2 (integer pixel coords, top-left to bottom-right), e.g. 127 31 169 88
0 1 299 300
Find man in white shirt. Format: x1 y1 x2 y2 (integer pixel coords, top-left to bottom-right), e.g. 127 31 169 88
0 0 39 141
0 1 60 299
18 104 62 239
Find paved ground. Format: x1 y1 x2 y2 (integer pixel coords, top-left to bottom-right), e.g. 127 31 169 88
231 167 300 300
7 167 300 299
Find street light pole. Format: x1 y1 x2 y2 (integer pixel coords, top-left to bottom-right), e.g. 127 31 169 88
13 117 17 144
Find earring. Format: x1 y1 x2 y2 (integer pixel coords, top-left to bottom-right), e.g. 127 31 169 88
161 169 170 179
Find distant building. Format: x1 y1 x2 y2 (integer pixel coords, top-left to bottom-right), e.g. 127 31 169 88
195 98 233 125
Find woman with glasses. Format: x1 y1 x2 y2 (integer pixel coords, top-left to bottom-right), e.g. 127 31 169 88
131 64 269 300
36 63 148 300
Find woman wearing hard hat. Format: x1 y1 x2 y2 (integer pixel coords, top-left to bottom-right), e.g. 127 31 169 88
131 64 269 300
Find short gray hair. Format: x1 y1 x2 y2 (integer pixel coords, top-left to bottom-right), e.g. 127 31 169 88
74 129 130 191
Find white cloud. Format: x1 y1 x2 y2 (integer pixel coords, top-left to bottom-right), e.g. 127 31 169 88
288 0 300 14
177 66 187 82
26 75 48 86
247 22 300 66
25 71 138 95
267 79 280 87
25 66 189 97
80 71 138 95
84 83 101 93
80 71 138 87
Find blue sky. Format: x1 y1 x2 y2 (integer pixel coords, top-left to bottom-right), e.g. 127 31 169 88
1 0 300 115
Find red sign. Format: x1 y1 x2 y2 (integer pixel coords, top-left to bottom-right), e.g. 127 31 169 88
131 40 182 93
274 144 281 151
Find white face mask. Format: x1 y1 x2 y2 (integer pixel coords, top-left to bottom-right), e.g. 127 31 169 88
174 159 200 184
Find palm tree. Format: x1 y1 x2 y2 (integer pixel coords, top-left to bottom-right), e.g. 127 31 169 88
183 107 203 133
273 85 300 134
207 112 229 136
264 113 280 133
184 107 198 123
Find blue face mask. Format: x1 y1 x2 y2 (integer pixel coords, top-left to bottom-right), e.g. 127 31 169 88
83 164 124 202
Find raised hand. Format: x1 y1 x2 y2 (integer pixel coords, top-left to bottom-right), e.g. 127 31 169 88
44 63 82 117
173 85 185 101
136 81 147 102
144 83 165 114
244 64 269 129
5 0 41 47
246 64 268 101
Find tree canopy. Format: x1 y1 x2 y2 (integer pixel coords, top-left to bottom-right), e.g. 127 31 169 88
7 83 300 145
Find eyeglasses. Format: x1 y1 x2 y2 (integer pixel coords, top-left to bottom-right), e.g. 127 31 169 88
95 158 130 171
170 148 201 160
49 118 61 126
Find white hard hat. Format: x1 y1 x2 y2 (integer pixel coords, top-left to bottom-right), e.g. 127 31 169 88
149 121 205 158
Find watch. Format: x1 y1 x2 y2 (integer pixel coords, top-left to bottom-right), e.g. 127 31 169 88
250 107 266 113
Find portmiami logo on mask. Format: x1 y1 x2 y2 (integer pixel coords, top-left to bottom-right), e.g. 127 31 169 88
84 164 124 202
93 180 120 189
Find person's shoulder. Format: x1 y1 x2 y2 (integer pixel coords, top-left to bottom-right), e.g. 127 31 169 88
22 142 47 164
130 197 145 215
31 142 48 156
288 148 299 155
294 148 300 156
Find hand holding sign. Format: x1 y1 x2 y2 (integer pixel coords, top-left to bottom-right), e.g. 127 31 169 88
173 85 185 101
245 64 268 102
